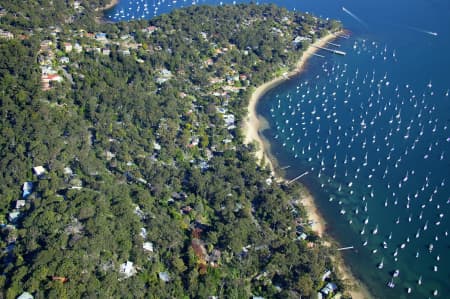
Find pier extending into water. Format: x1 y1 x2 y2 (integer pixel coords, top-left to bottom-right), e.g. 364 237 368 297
327 41 341 47
313 45 347 56
287 171 309 184
337 246 354 251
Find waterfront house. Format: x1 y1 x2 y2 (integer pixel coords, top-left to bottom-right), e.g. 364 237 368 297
292 36 310 48
321 282 338 295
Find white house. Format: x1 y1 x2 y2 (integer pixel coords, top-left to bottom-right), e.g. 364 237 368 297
74 43 82 53
321 269 332 281
33 166 47 177
60 56 70 64
17 292 33 299
143 242 154 252
158 271 170 282
63 42 72 53
15 200 26 209
8 211 20 222
321 282 338 295
119 261 136 278
140 227 147 239
22 182 33 198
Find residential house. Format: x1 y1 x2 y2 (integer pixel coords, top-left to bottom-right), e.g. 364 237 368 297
321 269 332 281
22 182 33 198
297 232 307 240
41 65 57 75
139 227 147 239
63 42 72 53
153 141 161 151
8 211 20 222
15 200 26 209
0 29 13 39
17 292 33 299
42 74 62 90
63 167 73 176
134 205 145 219
292 36 310 47
321 282 338 295
40 40 53 52
223 114 235 130
239 74 248 81
119 261 136 278
84 32 95 39
73 1 81 9
33 166 47 177
142 26 158 34
143 242 154 252
95 32 107 41
60 56 70 64
73 43 82 53
158 271 170 282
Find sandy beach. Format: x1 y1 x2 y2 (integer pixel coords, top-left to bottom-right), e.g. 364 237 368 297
300 191 326 237
243 32 341 173
242 30 373 299
242 31 341 237
96 0 120 11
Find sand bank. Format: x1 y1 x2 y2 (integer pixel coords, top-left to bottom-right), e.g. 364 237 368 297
242 30 373 299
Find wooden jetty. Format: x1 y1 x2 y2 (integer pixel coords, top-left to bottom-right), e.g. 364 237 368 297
327 41 341 47
287 171 309 185
337 246 354 251
313 45 346 56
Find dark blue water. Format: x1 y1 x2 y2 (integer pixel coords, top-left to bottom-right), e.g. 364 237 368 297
105 1 450 298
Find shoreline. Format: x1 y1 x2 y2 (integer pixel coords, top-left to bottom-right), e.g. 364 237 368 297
243 32 341 174
242 30 373 299
96 0 120 12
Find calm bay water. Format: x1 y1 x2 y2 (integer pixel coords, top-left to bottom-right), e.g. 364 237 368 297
105 1 450 298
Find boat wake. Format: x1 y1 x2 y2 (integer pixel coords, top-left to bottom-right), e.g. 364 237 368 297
342 7 368 28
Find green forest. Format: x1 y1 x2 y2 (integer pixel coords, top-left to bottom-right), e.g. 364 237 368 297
0 1 347 298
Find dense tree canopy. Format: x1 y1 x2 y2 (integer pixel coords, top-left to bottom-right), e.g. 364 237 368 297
0 2 346 298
